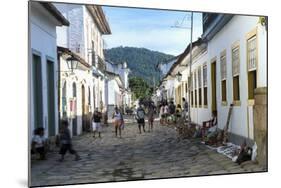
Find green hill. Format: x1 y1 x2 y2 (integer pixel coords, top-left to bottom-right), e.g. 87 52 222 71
104 46 174 86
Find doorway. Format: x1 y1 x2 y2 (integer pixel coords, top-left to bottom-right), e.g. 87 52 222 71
72 83 77 136
47 60 56 137
32 54 43 129
81 85 86 132
211 61 217 113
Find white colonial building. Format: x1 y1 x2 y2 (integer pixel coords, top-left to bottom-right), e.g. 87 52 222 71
105 60 131 116
162 14 267 146
29 2 69 140
55 3 111 135
153 57 179 103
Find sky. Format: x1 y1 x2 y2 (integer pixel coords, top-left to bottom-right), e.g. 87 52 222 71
102 6 203 56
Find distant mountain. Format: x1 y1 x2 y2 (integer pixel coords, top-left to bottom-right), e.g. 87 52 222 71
104 46 175 86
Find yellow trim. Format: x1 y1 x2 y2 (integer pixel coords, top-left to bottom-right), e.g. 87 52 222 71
231 41 240 77
245 27 258 40
233 100 241 106
211 56 217 63
221 101 228 106
231 41 240 102
248 99 255 106
246 26 259 101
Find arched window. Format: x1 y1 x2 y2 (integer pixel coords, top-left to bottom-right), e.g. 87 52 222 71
72 82 77 115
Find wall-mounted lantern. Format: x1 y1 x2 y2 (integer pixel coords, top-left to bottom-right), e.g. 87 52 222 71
176 71 182 82
66 56 78 73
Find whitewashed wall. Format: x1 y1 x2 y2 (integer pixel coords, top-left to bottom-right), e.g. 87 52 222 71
107 79 121 105
60 57 95 136
207 16 267 139
29 2 60 139
174 15 266 142
55 4 85 58
181 50 211 125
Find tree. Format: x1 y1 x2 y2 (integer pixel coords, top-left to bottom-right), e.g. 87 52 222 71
129 77 153 100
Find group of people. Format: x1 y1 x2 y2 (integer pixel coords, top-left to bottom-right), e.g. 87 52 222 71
159 97 189 125
31 102 158 162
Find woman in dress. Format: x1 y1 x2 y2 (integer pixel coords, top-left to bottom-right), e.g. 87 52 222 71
112 106 123 138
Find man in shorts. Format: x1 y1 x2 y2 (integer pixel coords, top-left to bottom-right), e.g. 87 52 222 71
92 108 102 138
136 104 146 134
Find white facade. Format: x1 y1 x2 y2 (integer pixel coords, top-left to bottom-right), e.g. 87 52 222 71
29 2 69 139
59 54 94 136
206 16 267 141
55 4 105 61
164 15 267 144
106 61 132 110
55 3 110 112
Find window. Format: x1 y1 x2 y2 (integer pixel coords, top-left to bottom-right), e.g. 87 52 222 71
198 67 202 107
220 51 227 103
247 35 257 100
232 45 240 102
233 76 240 101
203 64 208 106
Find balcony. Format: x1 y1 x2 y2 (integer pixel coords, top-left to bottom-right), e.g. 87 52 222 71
97 55 106 72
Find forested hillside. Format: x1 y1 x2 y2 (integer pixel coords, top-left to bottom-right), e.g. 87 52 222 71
104 46 174 86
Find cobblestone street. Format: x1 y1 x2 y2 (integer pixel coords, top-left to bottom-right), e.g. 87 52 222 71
31 117 264 187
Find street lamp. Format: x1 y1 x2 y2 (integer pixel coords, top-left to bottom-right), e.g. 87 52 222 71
66 56 78 73
176 71 182 82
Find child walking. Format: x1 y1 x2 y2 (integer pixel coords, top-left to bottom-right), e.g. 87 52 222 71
58 120 81 162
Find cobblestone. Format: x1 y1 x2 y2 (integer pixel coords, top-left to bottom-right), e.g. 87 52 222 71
31 118 264 187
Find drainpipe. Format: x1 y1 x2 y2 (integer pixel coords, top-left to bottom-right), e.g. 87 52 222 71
188 12 193 122
57 50 61 134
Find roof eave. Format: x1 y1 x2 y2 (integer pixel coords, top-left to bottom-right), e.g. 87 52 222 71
57 46 90 69
86 5 111 35
40 2 70 26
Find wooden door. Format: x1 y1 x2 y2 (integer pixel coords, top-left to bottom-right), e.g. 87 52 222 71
211 61 217 113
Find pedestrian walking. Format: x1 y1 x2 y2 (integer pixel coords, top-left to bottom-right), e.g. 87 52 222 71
112 106 123 137
136 104 146 134
176 104 182 118
92 108 102 138
58 120 81 162
147 102 155 132
159 104 164 125
163 101 169 125
31 127 47 160
168 101 176 123
182 97 189 121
